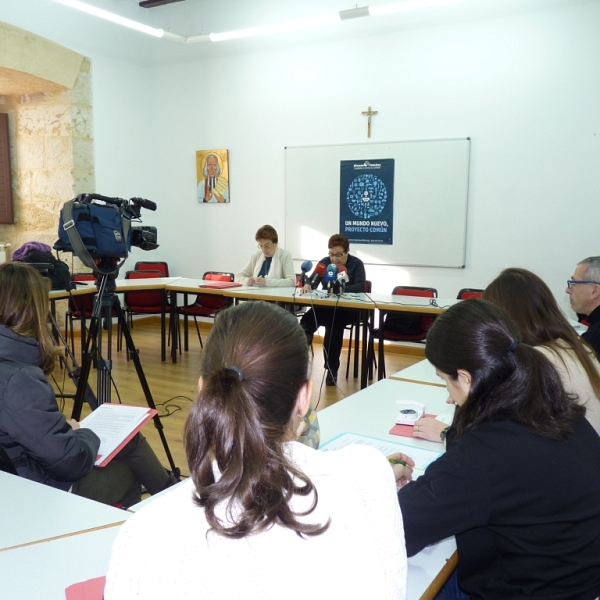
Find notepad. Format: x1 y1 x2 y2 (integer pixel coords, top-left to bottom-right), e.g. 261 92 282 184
197 281 241 289
79 404 157 467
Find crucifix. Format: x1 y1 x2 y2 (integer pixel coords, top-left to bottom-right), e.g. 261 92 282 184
361 106 378 138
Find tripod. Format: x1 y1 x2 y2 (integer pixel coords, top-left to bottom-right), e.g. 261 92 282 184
70 260 180 479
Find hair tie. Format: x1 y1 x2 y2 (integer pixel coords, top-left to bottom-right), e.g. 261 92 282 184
508 339 520 353
226 365 244 381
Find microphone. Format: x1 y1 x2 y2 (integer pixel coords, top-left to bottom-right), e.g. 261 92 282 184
336 265 348 294
323 263 338 294
300 260 313 286
131 197 157 211
308 262 326 288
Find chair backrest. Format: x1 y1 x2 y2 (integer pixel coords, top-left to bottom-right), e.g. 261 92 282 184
69 273 97 315
124 270 163 309
392 286 438 298
364 280 372 293
200 272 234 310
135 261 169 278
457 288 483 300
203 271 234 282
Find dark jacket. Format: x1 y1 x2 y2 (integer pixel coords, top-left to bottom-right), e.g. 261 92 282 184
582 305 600 359
0 325 99 491
398 418 600 600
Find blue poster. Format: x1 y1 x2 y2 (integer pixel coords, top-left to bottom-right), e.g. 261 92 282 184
339 158 394 245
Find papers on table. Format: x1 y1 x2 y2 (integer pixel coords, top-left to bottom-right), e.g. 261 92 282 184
80 404 157 467
320 432 442 477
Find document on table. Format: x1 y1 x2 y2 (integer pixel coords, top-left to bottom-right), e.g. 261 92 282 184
320 432 442 477
80 404 157 467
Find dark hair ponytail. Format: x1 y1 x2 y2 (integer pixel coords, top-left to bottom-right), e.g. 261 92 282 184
185 301 329 539
425 299 584 440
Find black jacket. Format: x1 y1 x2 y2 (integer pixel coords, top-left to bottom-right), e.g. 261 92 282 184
582 305 600 359
0 325 99 490
398 418 600 600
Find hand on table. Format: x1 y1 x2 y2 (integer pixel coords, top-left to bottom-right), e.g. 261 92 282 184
300 284 311 295
67 419 80 430
255 277 267 287
388 452 415 488
413 417 447 443
247 277 256 286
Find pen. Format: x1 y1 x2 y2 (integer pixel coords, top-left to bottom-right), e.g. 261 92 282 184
388 458 410 467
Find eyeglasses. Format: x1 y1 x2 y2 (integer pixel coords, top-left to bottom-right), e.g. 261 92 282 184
328 252 346 259
257 243 275 250
567 279 600 289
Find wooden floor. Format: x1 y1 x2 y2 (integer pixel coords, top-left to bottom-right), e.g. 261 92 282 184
53 320 421 479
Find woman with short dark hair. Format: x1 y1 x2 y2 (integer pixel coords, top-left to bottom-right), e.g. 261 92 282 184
300 233 366 385
394 299 600 599
236 224 295 287
106 301 406 599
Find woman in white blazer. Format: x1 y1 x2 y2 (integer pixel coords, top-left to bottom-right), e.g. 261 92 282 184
236 225 296 287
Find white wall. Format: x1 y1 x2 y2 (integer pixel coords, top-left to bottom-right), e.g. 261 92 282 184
2 0 600 315
149 1 600 317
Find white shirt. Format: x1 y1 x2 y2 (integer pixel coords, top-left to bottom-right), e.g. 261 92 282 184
105 442 407 600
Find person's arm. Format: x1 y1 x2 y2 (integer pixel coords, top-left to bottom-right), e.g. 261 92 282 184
235 252 259 286
345 256 366 293
0 367 100 482
398 435 490 556
265 248 296 287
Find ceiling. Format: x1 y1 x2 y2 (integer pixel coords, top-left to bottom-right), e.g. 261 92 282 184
0 0 596 67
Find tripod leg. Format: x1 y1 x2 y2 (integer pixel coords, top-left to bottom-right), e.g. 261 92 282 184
114 297 180 480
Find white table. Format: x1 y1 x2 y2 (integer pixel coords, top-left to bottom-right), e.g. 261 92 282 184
317 378 457 599
0 525 121 600
389 359 445 388
0 471 129 552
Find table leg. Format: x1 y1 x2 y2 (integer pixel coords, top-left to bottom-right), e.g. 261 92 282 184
378 309 386 380
170 292 178 364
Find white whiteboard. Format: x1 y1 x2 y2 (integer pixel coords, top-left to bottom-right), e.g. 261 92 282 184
284 138 470 268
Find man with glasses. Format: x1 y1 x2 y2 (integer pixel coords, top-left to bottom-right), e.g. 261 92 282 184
567 256 600 356
236 225 295 287
300 234 366 386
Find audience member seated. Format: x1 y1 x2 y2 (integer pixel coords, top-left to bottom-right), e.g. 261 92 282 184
105 301 406 599
391 300 600 599
484 267 600 435
567 255 600 357
236 224 295 287
0 263 175 507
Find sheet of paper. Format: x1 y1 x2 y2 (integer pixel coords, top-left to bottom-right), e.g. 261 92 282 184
320 432 442 476
80 404 153 466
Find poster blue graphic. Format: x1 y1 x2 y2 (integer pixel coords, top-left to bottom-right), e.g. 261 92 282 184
340 159 394 245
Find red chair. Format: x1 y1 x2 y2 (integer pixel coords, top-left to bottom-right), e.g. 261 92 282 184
123 270 174 359
134 261 170 278
457 288 483 300
178 272 234 349
374 286 438 378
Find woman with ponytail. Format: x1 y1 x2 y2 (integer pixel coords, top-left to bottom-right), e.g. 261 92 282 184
393 299 600 599
106 301 407 600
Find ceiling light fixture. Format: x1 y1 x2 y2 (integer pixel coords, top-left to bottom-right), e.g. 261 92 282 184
50 0 472 44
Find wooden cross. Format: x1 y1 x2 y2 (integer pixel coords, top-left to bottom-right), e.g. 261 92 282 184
361 106 378 138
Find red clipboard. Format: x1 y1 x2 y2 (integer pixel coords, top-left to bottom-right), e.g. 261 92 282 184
95 407 158 467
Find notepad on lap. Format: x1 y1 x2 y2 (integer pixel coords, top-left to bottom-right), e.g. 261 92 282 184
79 404 157 467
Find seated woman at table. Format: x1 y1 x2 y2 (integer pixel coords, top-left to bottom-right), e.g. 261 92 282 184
392 299 600 599
483 267 600 435
105 301 406 600
300 233 366 386
236 224 296 287
0 262 174 507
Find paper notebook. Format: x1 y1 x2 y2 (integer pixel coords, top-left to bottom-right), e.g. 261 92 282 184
80 404 157 467
197 281 241 289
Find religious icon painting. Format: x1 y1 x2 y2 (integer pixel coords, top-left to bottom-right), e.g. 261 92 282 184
196 149 230 203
